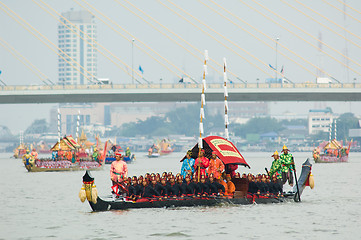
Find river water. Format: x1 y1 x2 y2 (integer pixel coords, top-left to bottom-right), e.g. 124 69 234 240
1 151 360 239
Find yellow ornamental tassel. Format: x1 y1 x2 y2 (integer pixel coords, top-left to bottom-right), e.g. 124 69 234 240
29 157 35 166
309 173 315 189
79 185 86 203
91 185 98 204
84 183 93 202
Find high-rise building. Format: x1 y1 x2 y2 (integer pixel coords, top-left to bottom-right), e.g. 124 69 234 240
58 10 97 85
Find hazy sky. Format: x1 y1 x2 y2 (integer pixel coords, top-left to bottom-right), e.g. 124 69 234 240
1 0 361 134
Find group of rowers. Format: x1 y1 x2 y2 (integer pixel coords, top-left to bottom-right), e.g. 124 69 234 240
110 145 294 200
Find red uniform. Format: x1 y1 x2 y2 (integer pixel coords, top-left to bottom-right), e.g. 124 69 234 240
194 156 209 179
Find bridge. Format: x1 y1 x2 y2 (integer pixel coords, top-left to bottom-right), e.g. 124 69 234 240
0 83 361 104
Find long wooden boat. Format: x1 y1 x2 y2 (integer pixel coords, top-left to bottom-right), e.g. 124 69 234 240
80 136 313 211
313 139 351 163
314 155 348 163
24 158 103 172
81 159 311 211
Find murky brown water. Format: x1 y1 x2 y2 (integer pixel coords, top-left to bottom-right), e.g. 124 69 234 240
1 151 360 239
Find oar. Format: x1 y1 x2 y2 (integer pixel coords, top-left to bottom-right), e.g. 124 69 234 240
292 157 301 202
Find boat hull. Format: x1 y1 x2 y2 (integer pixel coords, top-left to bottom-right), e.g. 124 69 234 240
82 159 312 212
314 155 348 163
25 165 103 172
24 160 103 172
88 195 289 211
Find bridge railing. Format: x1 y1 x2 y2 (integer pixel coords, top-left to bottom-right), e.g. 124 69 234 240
1 82 360 91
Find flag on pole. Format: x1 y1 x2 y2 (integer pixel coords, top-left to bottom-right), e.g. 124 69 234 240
268 64 276 70
138 65 144 74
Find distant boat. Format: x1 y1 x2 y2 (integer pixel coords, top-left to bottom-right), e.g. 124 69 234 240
13 144 27 159
313 139 351 163
147 139 174 157
23 135 103 172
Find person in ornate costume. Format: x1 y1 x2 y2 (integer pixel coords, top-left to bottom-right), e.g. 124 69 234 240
181 150 195 178
279 145 294 186
194 149 209 180
207 151 224 180
268 150 282 180
110 152 128 185
125 147 131 158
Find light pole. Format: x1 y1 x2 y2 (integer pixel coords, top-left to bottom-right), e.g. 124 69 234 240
275 37 279 82
131 38 135 84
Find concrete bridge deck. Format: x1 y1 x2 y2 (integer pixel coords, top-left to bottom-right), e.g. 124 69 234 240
0 83 360 104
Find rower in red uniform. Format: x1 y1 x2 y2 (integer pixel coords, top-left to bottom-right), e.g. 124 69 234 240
190 173 201 197
176 175 186 197
156 177 168 197
128 176 140 201
166 175 178 198
207 173 225 196
194 149 209 180
197 174 209 197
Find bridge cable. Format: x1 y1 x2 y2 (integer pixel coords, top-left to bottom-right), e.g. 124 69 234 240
159 0 274 79
0 2 96 84
294 0 361 52
337 0 361 20
241 0 361 78
77 0 186 82
114 0 204 82
306 0 361 43
117 0 241 82
278 0 361 72
0 37 52 85
199 0 318 78
35 0 142 84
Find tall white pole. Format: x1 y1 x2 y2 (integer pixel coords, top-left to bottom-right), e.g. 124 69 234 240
334 118 337 140
20 130 23 146
275 37 279 81
199 50 208 151
58 108 61 150
76 110 80 143
131 38 135 84
329 119 332 142
198 50 208 182
223 58 229 140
